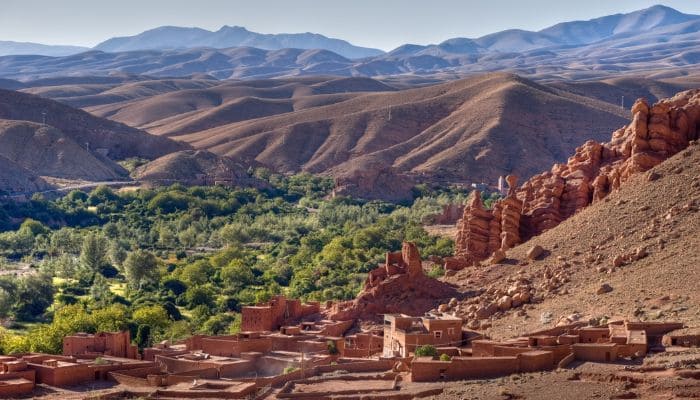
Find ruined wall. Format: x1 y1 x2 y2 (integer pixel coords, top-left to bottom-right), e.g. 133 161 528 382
452 91 700 267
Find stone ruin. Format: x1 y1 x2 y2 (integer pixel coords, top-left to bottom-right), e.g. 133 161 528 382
328 242 457 321
449 90 700 268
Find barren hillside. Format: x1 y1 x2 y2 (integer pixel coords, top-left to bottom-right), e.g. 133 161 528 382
0 154 51 194
0 120 126 181
0 89 187 160
168 74 628 186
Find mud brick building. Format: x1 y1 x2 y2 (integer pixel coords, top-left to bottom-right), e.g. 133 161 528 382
63 331 138 359
383 313 463 357
241 295 320 332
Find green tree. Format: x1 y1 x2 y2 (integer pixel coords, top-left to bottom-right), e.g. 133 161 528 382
80 232 108 276
123 250 159 290
90 274 111 307
132 305 170 332
14 274 55 321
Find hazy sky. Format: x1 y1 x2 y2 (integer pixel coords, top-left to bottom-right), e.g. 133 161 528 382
3 0 700 51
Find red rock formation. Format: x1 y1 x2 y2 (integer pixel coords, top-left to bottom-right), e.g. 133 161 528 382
327 242 457 321
448 175 523 268
452 90 700 267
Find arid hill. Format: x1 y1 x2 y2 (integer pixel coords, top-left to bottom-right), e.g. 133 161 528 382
468 138 700 340
421 89 700 338
160 74 629 187
0 154 51 194
0 88 187 160
133 150 265 189
0 120 126 181
15 73 700 200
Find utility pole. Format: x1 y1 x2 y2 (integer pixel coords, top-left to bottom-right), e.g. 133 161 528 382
621 96 625 110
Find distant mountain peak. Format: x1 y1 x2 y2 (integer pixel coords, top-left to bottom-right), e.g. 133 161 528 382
94 25 384 59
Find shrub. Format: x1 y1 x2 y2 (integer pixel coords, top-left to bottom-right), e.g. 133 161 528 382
414 345 437 357
327 340 339 355
427 265 444 279
439 353 451 361
283 366 299 374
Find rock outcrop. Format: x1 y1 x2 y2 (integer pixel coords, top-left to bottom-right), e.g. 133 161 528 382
327 242 457 321
448 175 523 268
451 90 700 267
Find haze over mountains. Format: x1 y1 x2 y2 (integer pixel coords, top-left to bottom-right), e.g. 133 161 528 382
1 5 700 81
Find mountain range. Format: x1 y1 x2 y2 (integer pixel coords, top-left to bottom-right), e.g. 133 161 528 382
1 5 699 81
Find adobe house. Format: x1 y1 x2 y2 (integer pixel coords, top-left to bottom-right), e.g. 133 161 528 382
383 313 463 357
344 330 384 357
241 295 321 332
0 358 35 397
23 355 94 387
63 331 138 359
662 328 700 348
143 341 189 361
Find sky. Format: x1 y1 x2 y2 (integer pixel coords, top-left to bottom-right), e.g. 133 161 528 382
3 0 700 51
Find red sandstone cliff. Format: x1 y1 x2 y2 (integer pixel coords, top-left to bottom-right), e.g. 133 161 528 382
450 90 700 267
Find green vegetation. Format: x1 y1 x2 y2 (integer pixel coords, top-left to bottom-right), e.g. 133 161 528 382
439 353 451 361
0 172 466 354
414 345 438 357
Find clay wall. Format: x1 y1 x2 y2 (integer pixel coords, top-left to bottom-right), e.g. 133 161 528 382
29 362 94 387
143 348 188 362
572 344 618 362
625 322 685 336
518 351 555 372
411 356 520 382
200 336 272 357
577 328 610 343
318 320 354 337
0 378 34 396
62 331 136 359
241 306 274 332
471 340 501 357
662 333 700 347
218 360 256 378
0 369 35 383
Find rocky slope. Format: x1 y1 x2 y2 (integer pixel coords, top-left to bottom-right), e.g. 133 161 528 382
449 137 700 339
0 154 51 194
17 73 637 200
149 74 628 193
0 88 188 160
0 120 127 181
451 89 700 267
133 150 265 189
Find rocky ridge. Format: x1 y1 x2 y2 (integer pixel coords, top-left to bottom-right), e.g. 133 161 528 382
450 89 700 268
